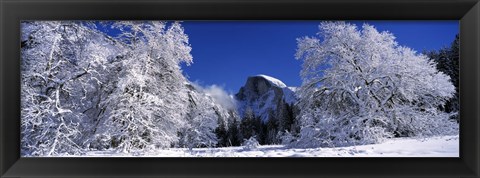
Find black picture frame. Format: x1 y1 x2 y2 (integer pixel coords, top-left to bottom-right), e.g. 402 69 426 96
1 0 479 177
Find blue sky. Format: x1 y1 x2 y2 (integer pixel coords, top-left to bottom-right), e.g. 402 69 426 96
96 21 458 93
180 21 459 94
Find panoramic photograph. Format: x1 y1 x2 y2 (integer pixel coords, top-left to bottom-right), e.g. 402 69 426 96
20 21 459 157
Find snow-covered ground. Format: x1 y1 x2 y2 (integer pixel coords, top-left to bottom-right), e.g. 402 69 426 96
78 135 458 157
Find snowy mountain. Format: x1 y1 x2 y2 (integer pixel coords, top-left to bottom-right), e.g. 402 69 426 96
235 74 297 122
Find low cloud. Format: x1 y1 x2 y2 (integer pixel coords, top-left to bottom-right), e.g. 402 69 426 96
192 82 237 110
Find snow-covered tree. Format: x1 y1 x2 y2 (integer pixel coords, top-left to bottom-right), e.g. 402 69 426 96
294 21 457 147
21 21 258 156
97 21 193 152
242 136 260 151
178 88 219 149
20 21 123 156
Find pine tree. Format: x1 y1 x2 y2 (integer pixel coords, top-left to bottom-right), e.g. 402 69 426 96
265 117 278 144
215 118 228 147
240 107 255 140
426 34 459 121
227 119 241 146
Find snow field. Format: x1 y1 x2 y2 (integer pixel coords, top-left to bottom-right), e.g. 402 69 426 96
80 135 458 157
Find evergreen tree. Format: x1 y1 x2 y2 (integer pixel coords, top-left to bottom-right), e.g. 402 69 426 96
227 118 241 146
426 34 459 121
265 117 278 144
240 107 256 140
215 118 228 147
278 102 295 132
